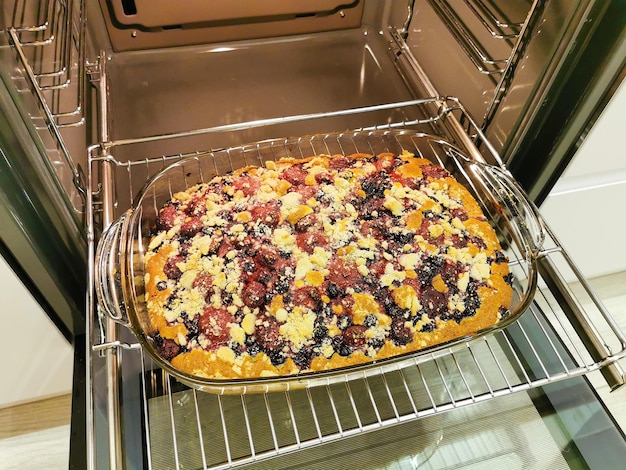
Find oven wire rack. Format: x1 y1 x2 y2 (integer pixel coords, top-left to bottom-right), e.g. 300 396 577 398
87 97 626 469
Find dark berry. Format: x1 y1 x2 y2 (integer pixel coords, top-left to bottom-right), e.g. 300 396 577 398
257 247 279 267
390 317 413 346
326 282 343 299
449 208 469 221
178 240 193 257
329 156 352 170
186 196 207 217
294 287 322 311
241 281 267 308
159 338 181 361
421 287 448 319
390 230 414 245
184 318 198 336
313 325 329 342
468 235 487 249
315 172 333 184
368 338 384 351
421 164 450 180
156 281 168 291
418 256 445 285
198 307 231 346
343 325 367 347
332 336 352 357
494 250 508 264
282 165 307 186
163 256 184 280
242 259 256 274
156 205 178 232
360 172 388 199
294 214 316 233
274 277 290 294
254 316 284 353
257 270 273 285
385 301 410 319
499 307 511 320
179 217 203 239
438 261 462 291
242 243 258 258
463 282 482 316
328 258 361 290
293 347 314 369
165 293 177 310
245 341 261 357
269 351 287 366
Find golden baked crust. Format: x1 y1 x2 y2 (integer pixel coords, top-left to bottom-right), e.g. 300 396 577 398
144 151 513 379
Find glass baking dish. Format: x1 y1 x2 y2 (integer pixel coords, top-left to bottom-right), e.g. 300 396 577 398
95 130 543 394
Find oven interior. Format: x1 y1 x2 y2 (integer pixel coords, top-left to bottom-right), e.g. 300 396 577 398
3 0 626 468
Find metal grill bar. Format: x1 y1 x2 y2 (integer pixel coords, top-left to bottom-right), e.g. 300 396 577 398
139 350 154 470
462 0 524 38
482 338 511 391
326 385 344 436
191 390 208 470
450 350 477 398
306 387 323 441
398 368 419 415
240 395 256 459
542 293 593 368
92 98 449 153
165 376 181 470
500 329 531 385
263 393 280 453
427 0 508 75
216 395 233 466
344 381 363 430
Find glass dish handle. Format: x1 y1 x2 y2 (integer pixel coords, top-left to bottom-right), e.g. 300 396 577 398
475 163 546 258
95 211 133 328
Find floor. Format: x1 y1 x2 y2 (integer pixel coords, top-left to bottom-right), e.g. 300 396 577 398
0 394 71 469
1 272 624 470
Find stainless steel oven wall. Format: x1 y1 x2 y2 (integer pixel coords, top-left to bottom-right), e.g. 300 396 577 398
403 0 625 202
96 0 364 51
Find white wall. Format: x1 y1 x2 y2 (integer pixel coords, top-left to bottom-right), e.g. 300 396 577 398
0 256 74 408
540 79 626 279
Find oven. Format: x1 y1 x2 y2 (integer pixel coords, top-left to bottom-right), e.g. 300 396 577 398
1 1 625 468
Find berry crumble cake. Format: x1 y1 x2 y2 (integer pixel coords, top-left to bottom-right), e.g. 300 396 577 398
144 151 513 379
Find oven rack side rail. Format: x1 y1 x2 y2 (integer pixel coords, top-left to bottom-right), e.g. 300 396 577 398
86 97 626 469
417 0 545 130
4 0 87 217
5 0 87 128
